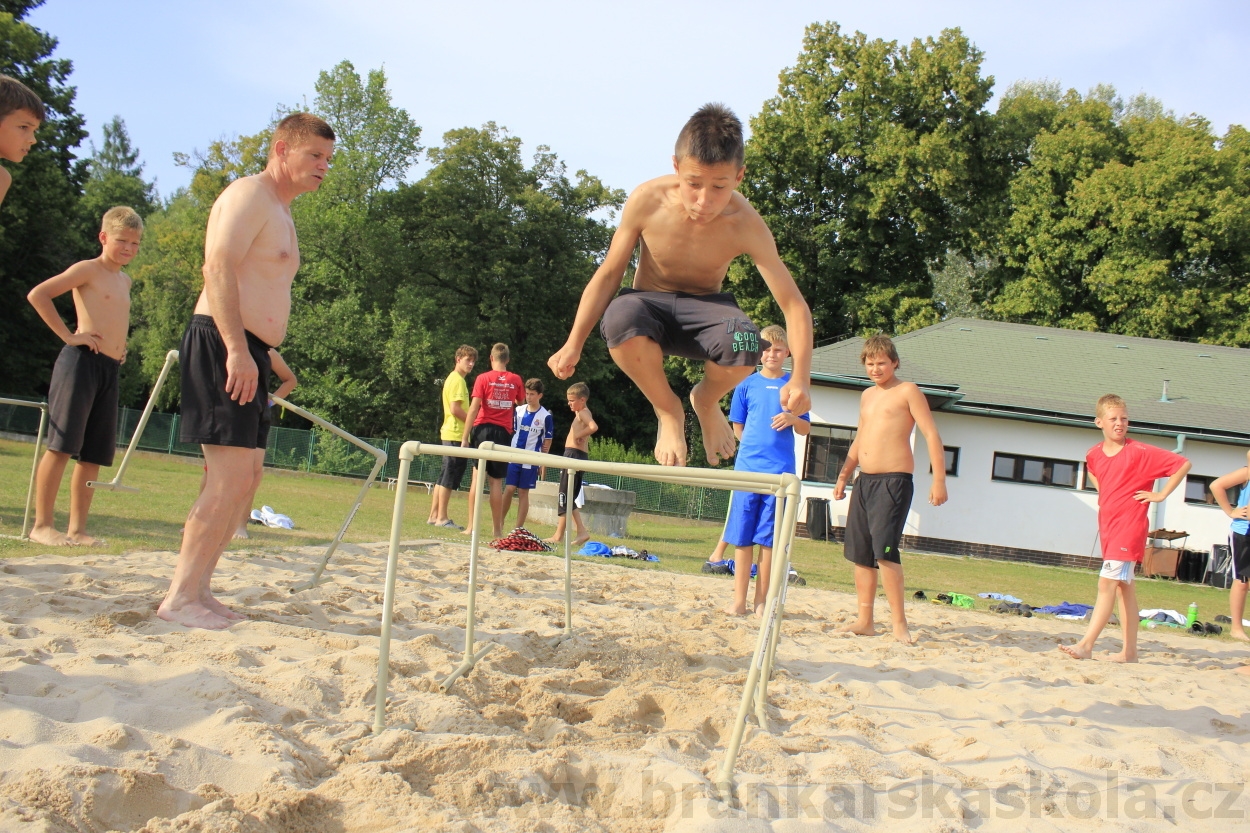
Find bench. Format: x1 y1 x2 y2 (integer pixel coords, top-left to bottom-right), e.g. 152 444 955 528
527 480 635 537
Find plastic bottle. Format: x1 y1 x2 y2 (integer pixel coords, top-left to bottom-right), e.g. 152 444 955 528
1187 602 1199 627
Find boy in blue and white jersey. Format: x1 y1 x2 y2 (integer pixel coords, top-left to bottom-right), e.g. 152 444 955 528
502 378 555 530
722 325 810 616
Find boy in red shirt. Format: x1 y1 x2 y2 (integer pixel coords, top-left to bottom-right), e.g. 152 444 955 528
461 343 525 540
1060 394 1190 662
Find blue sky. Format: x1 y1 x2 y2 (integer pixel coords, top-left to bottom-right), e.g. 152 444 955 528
27 0 1250 200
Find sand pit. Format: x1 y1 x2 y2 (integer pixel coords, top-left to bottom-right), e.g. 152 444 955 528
1 540 1247 832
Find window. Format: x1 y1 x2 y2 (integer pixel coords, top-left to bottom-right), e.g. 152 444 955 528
991 452 1081 488
802 424 857 484
1184 475 1223 506
931 446 960 476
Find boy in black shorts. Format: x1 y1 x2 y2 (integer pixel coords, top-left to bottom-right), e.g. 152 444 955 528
833 335 948 644
1208 449 1250 643
25 207 143 546
548 103 812 467
545 383 598 546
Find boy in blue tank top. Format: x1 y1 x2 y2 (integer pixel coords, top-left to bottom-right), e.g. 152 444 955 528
1209 449 1250 644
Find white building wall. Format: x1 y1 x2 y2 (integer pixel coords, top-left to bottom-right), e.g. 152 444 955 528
798 386 1247 557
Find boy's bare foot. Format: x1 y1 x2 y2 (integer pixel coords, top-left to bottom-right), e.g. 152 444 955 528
691 382 735 465
66 533 106 546
1230 630 1249 643
1059 643 1092 660
754 602 769 619
461 527 473 536
202 592 247 621
1100 650 1137 663
28 525 71 546
892 623 914 644
232 527 249 540
840 620 876 636
654 411 687 467
572 533 590 547
543 535 561 544
722 602 748 616
157 600 231 630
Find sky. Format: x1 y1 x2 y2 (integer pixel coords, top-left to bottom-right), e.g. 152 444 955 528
26 0 1250 200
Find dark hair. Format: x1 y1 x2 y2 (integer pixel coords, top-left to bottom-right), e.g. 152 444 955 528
525 378 544 394
454 344 478 362
860 334 900 368
674 103 744 167
0 75 44 122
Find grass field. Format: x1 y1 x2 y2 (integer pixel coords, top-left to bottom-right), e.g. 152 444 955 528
0 437 1237 633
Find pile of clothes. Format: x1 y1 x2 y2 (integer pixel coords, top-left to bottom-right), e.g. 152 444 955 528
488 528 553 552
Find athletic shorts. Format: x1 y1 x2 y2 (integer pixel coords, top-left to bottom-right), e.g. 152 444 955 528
725 491 777 549
470 423 511 479
436 439 468 490
599 288 766 367
558 448 589 517
1232 531 1250 583
505 462 540 491
1099 559 1136 584
45 344 120 467
178 315 273 450
843 472 914 568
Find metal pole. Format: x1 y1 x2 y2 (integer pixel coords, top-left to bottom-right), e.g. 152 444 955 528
373 453 412 734
439 454 494 692
21 406 48 540
88 349 178 492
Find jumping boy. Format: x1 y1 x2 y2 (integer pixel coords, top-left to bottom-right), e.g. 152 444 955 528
461 343 524 540
1196 449 1250 642
721 325 810 616
429 344 477 529
501 379 554 530
26 206 142 546
1060 394 1190 662
547 103 812 467
834 335 947 644
545 383 597 546
0 75 43 205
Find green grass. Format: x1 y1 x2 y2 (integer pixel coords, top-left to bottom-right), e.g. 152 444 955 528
0 438 1236 631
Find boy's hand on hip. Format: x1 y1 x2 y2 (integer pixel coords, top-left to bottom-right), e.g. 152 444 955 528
778 381 810 417
1133 490 1165 504
548 344 580 380
225 350 258 404
67 332 102 353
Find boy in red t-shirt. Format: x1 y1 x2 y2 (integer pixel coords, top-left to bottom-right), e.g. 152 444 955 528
460 343 525 539
1060 394 1190 663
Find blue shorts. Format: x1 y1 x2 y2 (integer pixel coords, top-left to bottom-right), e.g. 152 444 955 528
725 491 776 549
505 463 539 490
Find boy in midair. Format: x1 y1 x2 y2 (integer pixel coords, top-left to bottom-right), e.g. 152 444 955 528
1061 394 1190 662
545 383 597 546
834 335 947 644
0 75 43 206
501 378 554 529
26 206 143 546
548 103 812 467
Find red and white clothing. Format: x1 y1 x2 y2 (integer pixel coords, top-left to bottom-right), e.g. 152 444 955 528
1086 438 1187 562
471 371 524 430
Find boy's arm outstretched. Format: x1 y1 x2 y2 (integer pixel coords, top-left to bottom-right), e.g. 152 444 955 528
907 385 948 506
743 217 813 416
27 263 103 352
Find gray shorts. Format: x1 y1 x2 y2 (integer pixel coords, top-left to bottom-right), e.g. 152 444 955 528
599 288 766 366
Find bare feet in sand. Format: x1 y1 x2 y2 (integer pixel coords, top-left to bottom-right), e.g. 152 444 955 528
201 592 247 621
1101 650 1137 663
654 411 687 467
893 623 915 645
840 620 876 636
66 533 105 546
28 526 72 546
722 602 748 616
691 381 735 465
1230 630 1249 643
1059 643 1092 660
232 527 249 540
157 600 231 630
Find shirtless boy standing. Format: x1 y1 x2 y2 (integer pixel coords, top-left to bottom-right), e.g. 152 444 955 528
159 113 334 630
834 335 948 644
545 382 598 546
26 206 142 546
548 103 812 467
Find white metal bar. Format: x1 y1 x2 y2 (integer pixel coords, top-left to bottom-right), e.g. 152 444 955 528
87 349 178 493
0 397 49 541
439 458 491 693
373 455 411 733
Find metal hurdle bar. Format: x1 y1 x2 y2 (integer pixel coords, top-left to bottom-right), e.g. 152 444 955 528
87 349 179 493
372 439 800 794
0 397 50 541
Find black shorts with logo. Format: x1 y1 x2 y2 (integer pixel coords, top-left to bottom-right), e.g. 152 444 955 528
599 288 767 366
178 315 273 450
843 473 914 568
558 448 589 517
46 344 120 467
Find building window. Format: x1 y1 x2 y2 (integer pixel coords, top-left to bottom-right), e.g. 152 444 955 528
1184 475 1221 506
992 452 1081 489
930 446 960 476
802 424 857 485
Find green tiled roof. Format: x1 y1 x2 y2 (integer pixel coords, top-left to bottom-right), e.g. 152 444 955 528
809 318 1250 441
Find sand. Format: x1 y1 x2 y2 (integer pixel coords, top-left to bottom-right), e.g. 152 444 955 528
0 540 1247 832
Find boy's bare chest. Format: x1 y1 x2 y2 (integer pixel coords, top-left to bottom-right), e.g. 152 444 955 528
638 225 740 289
860 390 911 428
77 272 130 312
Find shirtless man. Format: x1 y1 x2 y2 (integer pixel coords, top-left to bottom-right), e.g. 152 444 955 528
548 103 812 467
158 113 334 630
834 335 948 644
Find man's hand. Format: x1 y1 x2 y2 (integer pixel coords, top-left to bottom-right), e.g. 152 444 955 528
224 349 259 404
929 481 948 507
66 332 102 353
779 379 810 417
548 343 581 380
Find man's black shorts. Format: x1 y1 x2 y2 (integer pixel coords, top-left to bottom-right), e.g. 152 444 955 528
558 448 589 517
470 423 512 479
46 344 120 467
599 288 767 366
843 472 914 568
437 439 468 490
179 315 273 450
1233 530 1250 584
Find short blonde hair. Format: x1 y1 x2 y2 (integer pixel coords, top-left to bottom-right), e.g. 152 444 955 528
490 343 510 364
1095 394 1127 418
860 334 899 367
101 206 143 235
567 382 589 400
760 325 787 349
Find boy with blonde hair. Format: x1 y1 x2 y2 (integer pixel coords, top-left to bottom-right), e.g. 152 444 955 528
0 74 43 205
1060 394 1190 662
548 103 812 467
835 334 947 644
26 206 142 546
545 382 598 546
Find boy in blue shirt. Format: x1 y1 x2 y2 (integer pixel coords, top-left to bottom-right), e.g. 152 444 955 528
722 325 810 616
501 379 554 530
1209 449 1250 644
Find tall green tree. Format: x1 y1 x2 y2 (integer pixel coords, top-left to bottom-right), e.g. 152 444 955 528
740 22 1001 338
78 115 158 232
0 0 88 396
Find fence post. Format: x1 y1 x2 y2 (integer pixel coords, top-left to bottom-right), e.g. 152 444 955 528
168 415 178 453
306 430 316 472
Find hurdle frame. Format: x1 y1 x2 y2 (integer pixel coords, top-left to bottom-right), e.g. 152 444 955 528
371 439 800 794
0 397 50 541
87 349 179 493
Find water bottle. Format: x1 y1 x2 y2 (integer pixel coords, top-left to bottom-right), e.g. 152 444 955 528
1187 602 1199 627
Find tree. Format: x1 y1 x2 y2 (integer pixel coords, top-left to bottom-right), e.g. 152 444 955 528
740 22 1001 339
0 1 89 396
78 115 158 233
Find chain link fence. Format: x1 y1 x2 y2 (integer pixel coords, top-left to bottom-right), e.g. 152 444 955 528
0 401 733 522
